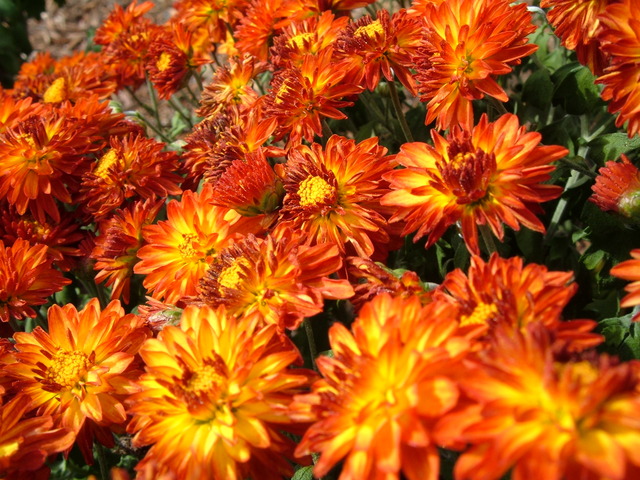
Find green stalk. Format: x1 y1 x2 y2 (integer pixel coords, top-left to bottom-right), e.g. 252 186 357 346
303 319 319 372
388 79 414 143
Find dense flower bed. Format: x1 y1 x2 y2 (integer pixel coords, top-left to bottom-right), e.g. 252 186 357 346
1 0 640 479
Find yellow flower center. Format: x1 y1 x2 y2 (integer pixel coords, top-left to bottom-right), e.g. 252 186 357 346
275 80 294 104
19 133 37 150
218 257 250 293
459 302 497 327
0 440 20 458
43 77 68 103
45 350 91 389
354 20 384 39
289 32 314 49
94 149 120 178
184 364 224 395
298 175 335 207
178 233 200 260
156 51 172 72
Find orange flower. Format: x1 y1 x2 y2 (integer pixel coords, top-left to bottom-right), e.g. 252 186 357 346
198 54 265 117
199 230 353 330
611 249 640 320
270 11 349 69
291 293 470 480
596 0 640 137
0 95 43 134
590 155 640 220
265 49 363 147
278 134 396 259
127 304 314 480
0 395 74 480
79 133 182 220
346 257 432 311
0 202 85 271
334 9 421 94
0 239 70 323
381 114 566 255
92 200 163 304
415 0 537 130
455 324 640 480
434 254 602 351
134 185 255 304
1 299 149 461
146 23 210 99
540 0 612 75
174 0 251 45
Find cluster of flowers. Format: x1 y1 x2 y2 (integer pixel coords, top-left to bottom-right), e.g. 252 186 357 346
1 0 640 479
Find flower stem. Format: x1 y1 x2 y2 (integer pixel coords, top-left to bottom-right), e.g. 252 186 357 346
479 224 498 257
168 97 194 128
388 79 414 143
95 441 109 480
145 73 163 131
303 319 319 372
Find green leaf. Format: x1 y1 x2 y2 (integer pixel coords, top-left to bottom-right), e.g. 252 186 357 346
291 465 315 480
599 310 640 360
587 132 640 165
552 62 602 115
522 68 553 110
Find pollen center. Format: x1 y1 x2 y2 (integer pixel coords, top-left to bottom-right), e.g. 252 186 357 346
178 233 200 260
157 51 172 72
289 32 314 49
440 142 497 205
45 350 91 389
0 440 20 458
218 257 249 293
184 364 224 395
298 175 335 207
94 149 120 178
43 77 68 103
354 20 384 39
459 302 497 327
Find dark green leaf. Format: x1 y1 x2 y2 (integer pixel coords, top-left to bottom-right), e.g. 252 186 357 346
292 465 315 480
552 62 602 115
587 132 640 165
599 310 640 360
522 68 553 110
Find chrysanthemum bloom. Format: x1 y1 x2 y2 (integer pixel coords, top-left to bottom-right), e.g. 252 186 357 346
199 230 353 330
434 254 602 351
270 11 349 69
92 200 163 304
414 0 537 130
611 249 640 320
265 49 363 147
346 257 432 311
209 150 284 228
127 304 315 480
0 95 43 134
334 8 421 94
146 23 210 100
454 324 640 480
590 155 640 220
596 0 640 137
134 185 256 304
0 395 74 480
173 0 250 45
291 293 470 480
0 239 70 323
0 202 84 271
1 299 149 461
198 54 265 118
278 134 396 259
93 1 162 88
79 133 182 220
381 114 566 255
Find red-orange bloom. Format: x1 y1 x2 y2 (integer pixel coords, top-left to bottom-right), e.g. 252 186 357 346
382 114 566 255
265 49 363 147
540 0 612 75
127 304 314 480
596 0 640 137
92 200 163 304
173 0 250 45
1 299 149 461
0 395 74 480
611 249 640 320
415 0 537 130
278 134 396 259
79 133 182 220
291 293 470 480
0 95 43 134
590 154 640 220
454 324 640 480
334 8 421 94
0 239 70 323
134 185 256 304
434 254 602 351
199 230 354 330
